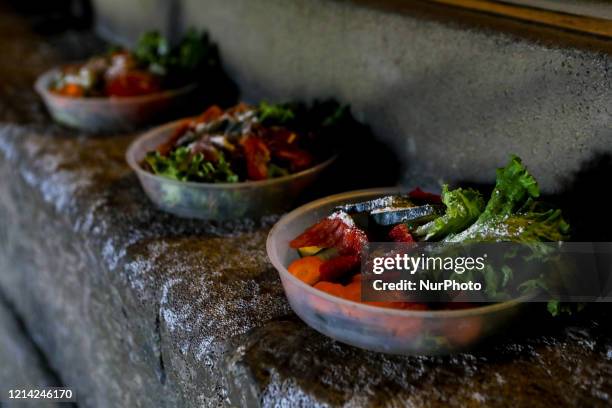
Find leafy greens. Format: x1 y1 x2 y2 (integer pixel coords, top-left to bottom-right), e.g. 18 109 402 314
415 185 485 240
419 155 573 315
447 156 569 243
145 147 238 183
133 29 218 80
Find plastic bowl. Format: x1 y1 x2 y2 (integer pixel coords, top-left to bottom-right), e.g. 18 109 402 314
34 67 197 133
126 120 336 220
267 188 531 355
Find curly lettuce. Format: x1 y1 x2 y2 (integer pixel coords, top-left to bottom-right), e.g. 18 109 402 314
415 184 485 241
256 100 349 129
145 147 238 183
479 154 540 222
446 155 568 243
438 155 573 314
258 101 296 125
133 29 218 79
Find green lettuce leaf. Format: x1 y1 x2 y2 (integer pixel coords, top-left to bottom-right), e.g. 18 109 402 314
256 100 350 130
440 155 573 315
133 30 217 78
258 101 296 125
445 155 566 243
134 31 171 75
479 154 540 222
145 147 239 183
415 184 485 241
449 208 570 243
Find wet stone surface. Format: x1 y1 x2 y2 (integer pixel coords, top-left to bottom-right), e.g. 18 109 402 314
0 5 611 408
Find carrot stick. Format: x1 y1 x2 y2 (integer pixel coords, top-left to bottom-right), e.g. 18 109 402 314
287 256 324 285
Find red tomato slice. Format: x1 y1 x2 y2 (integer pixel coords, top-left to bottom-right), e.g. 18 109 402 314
319 254 360 282
408 187 442 204
289 217 367 256
273 148 313 172
242 136 271 181
388 223 414 243
105 71 161 97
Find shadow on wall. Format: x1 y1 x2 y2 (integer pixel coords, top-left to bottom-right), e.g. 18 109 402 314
556 153 612 242
387 51 610 193
5 0 93 32
184 46 240 115
298 108 402 204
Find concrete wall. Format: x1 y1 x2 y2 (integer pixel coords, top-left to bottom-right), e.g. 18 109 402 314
93 0 176 43
92 0 612 193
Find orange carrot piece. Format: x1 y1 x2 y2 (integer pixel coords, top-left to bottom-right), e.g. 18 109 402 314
287 256 324 285
55 83 84 97
313 281 346 297
342 280 361 302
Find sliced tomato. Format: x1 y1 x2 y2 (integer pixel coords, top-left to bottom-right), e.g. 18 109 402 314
388 223 414 243
290 218 346 249
273 148 313 172
289 217 367 256
157 120 192 156
319 254 360 282
408 187 442 204
242 136 271 181
105 70 161 97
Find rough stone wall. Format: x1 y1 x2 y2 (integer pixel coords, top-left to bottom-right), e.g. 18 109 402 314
0 298 62 408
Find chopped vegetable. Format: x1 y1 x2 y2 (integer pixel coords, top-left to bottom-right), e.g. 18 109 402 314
288 256 324 285
408 187 442 204
388 224 414 243
319 254 360 282
288 155 573 316
313 247 339 261
144 147 238 183
335 195 413 214
104 70 161 96
298 246 323 257
289 214 367 256
370 204 443 226
447 157 569 243
50 30 217 97
258 101 295 125
242 136 271 181
144 101 346 183
415 185 485 241
313 281 347 298
477 155 539 222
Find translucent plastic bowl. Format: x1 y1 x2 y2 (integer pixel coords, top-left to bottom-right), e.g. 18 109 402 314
35 67 197 133
126 120 336 220
267 188 530 355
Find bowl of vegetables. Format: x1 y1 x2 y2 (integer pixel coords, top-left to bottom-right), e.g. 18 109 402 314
35 30 217 132
267 156 570 355
126 101 347 220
